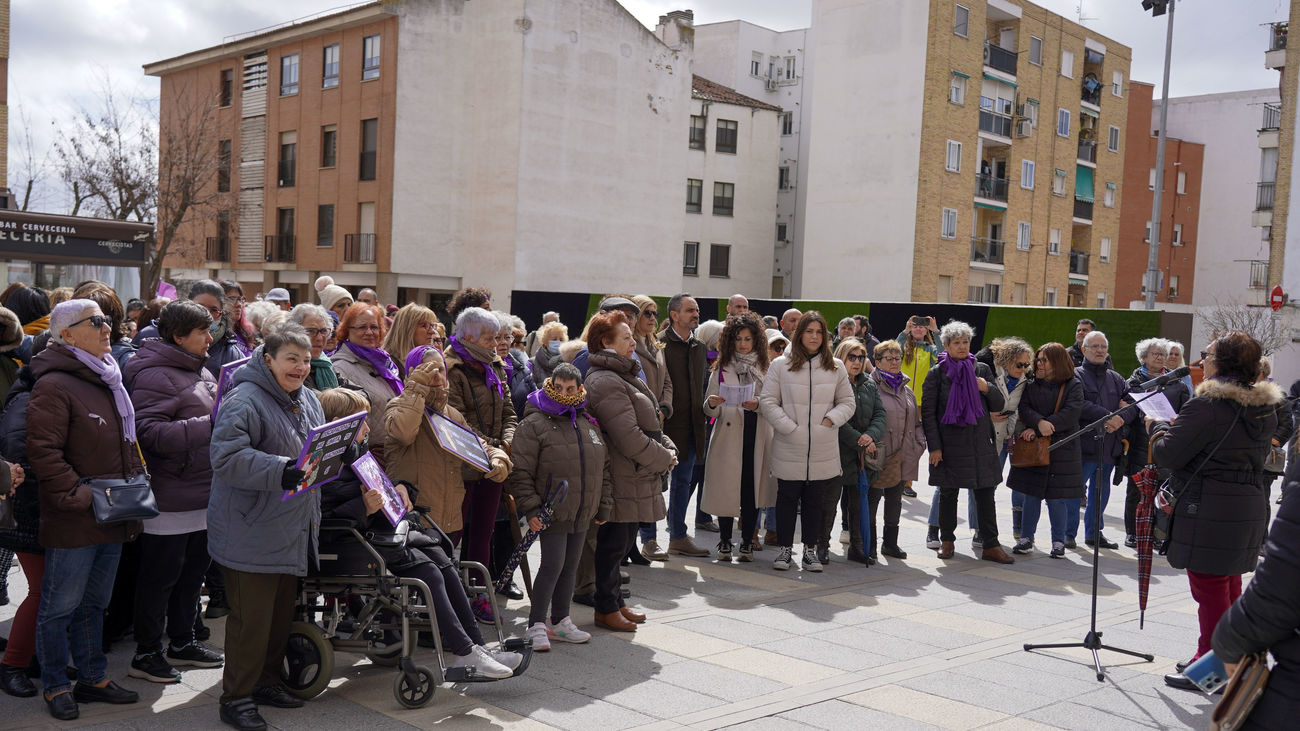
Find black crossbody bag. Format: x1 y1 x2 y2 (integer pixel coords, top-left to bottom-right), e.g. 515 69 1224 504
86 442 159 525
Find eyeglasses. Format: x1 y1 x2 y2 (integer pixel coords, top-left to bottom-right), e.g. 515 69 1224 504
1014 361 1031 369
227 296 246 305
70 315 109 329
353 325 382 333
512 338 525 347
1200 350 1214 361
303 328 332 337
418 321 438 331
880 355 902 363
203 306 223 318
846 354 867 363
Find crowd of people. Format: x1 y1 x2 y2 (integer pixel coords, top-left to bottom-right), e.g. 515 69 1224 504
0 278 1292 729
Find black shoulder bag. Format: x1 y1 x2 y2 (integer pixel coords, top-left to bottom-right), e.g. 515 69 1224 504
87 442 159 525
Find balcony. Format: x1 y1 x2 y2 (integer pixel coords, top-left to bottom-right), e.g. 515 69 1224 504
975 174 1009 202
979 109 1013 138
1077 140 1097 164
984 41 1018 76
1073 198 1093 221
1081 76 1103 106
1257 181 1276 211
344 233 377 264
1261 103 1282 130
205 236 230 262
264 234 295 264
1069 250 1090 276
970 237 1005 265
1267 22 1287 69
1250 260 1270 289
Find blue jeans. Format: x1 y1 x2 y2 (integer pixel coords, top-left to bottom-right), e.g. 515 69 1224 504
1020 497 1071 544
928 487 978 532
1081 462 1115 540
37 543 122 693
666 442 698 541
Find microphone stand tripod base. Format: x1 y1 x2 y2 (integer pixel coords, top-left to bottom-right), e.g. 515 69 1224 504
1023 630 1155 682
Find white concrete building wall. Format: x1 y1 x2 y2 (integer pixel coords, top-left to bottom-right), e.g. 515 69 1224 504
799 0 929 300
682 97 779 297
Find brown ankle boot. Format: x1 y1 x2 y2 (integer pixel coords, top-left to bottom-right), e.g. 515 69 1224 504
595 611 637 632
937 541 955 559
981 545 1016 564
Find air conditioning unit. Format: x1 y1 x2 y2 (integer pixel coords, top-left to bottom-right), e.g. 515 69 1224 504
765 78 779 91
1015 119 1032 138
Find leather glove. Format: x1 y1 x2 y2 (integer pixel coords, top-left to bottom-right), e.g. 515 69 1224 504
484 457 510 483
281 466 308 492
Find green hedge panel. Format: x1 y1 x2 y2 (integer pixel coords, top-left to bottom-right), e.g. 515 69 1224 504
983 306 1161 375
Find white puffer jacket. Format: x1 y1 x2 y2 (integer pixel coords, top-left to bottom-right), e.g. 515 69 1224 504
759 354 856 481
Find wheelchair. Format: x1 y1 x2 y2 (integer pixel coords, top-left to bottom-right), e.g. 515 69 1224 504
280 507 532 708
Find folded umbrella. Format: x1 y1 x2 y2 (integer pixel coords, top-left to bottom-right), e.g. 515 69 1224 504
495 478 568 595
1132 458 1161 629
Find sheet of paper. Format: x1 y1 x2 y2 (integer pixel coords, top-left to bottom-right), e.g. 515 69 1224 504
718 382 754 407
1133 390 1177 421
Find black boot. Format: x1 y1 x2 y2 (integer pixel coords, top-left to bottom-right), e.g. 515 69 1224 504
205 587 229 619
881 525 907 559
626 545 651 566
845 539 870 565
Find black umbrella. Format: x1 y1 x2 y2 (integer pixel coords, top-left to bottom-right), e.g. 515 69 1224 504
495 479 568 595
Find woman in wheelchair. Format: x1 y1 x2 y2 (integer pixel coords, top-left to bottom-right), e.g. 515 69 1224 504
316 388 522 680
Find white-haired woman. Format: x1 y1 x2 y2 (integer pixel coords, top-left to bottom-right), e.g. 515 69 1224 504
921 321 1013 563
1121 337 1191 546
288 303 342 391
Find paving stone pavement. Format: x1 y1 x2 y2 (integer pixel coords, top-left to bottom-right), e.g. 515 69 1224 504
0 471 1228 730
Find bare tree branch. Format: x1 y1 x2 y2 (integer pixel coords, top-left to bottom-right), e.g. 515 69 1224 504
1198 300 1291 355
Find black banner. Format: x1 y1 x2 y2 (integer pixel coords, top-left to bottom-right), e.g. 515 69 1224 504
0 210 153 266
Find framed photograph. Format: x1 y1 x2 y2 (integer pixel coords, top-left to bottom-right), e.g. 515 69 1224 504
426 409 492 473
282 411 368 500
210 355 252 420
352 451 405 526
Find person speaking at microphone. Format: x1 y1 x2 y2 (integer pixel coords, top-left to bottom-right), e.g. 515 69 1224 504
1121 339 1193 548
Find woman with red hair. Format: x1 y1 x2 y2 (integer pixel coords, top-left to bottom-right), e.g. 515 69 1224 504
331 302 403 463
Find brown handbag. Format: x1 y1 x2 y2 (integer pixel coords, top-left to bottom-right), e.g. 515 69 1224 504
1210 652 1270 731
1009 383 1065 469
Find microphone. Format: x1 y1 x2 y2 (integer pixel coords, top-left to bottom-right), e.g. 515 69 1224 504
1133 365 1191 391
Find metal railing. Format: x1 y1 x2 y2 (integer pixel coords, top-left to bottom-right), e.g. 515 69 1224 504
975 174 1009 202
979 109 1013 137
205 236 230 262
1073 198 1094 220
1077 140 1097 163
1261 103 1282 131
344 233 377 264
970 237 1005 265
1250 260 1270 289
1257 181 1276 211
984 41 1017 75
1269 22 1288 52
1069 250 1090 276
264 234 295 263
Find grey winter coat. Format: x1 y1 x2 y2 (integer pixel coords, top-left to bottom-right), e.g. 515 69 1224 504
208 346 325 576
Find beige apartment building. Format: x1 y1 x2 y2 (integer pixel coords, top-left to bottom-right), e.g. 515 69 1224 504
800 0 1131 307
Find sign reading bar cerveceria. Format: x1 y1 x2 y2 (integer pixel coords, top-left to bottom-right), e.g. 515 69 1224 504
0 209 154 266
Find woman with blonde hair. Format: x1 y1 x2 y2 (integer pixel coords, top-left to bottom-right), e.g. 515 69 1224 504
530 320 569 384
631 295 675 561
381 303 440 378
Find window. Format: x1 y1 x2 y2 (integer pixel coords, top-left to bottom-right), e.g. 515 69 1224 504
1017 221 1031 250
716 119 738 154
322 44 340 88
1177 171 1187 194
220 69 234 106
1145 220 1152 242
1149 168 1157 190
217 139 231 192
751 52 763 77
1100 237 1111 262
689 115 706 150
1049 228 1061 255
278 131 296 187
317 204 334 247
1173 222 1184 245
713 182 735 216
280 54 299 96
954 4 970 37
686 179 702 212
1029 36 1043 65
1107 125 1120 152
950 74 966 104
1097 292 1107 308
784 56 797 81
776 223 788 242
1024 101 1039 127
1053 168 1067 196
683 242 699 276
779 167 790 190
320 125 337 168
1104 182 1116 207
1021 159 1035 189
1169 275 1180 297
1057 108 1071 138
709 244 731 277
1045 287 1058 307
362 34 381 80
941 208 957 239
781 112 793 135
359 118 378 181
1061 49 1074 78
1112 70 1123 96
945 140 962 172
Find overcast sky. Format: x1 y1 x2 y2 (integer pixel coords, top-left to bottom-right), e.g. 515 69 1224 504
7 0 1288 211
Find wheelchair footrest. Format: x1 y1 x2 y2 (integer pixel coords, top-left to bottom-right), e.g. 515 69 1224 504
442 666 505 684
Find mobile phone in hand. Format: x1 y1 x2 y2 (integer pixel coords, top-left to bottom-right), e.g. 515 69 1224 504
1183 651 1228 694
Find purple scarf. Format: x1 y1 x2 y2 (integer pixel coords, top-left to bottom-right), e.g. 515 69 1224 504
527 387 588 428
344 341 403 396
878 369 906 391
449 335 505 398
405 345 436 377
68 345 137 442
938 352 983 426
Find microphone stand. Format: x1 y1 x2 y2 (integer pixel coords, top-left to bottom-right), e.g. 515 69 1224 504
1021 383 1173 680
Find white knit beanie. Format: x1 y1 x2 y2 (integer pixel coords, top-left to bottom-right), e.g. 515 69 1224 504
318 284 353 313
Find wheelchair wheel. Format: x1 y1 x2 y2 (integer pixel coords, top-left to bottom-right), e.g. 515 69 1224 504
281 621 335 700
393 665 436 708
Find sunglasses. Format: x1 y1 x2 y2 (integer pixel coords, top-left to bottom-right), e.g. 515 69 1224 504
1015 361 1031 369
70 315 110 330
846 354 867 363
771 343 786 353
644 310 658 318
1200 350 1213 361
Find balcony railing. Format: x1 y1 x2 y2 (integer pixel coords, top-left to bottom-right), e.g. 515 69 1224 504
264 234 295 264
1262 103 1282 131
205 236 230 262
1269 22 1288 52
978 109 1013 138
970 237 1005 265
1250 260 1270 289
344 233 377 264
1073 198 1094 220
984 41 1018 75
1258 181 1276 211
975 174 1009 202
1077 140 1097 163
1069 250 1090 276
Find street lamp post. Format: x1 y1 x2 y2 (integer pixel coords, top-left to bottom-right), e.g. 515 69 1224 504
1144 0 1176 310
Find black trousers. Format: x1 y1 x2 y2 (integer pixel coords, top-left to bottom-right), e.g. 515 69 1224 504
133 530 211 654
776 477 836 548
593 522 637 614
939 486 1000 548
400 559 481 656
868 483 905 547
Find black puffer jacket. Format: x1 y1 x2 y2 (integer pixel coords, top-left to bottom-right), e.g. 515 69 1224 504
921 359 1005 489
1007 377 1085 500
1211 480 1300 730
0 367 41 554
1152 378 1283 576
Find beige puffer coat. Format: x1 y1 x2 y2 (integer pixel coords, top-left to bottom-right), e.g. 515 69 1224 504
701 363 775 515
507 401 614 532
584 350 674 523
759 354 856 482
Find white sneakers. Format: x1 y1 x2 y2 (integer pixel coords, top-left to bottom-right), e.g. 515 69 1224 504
548 616 592 644
448 645 512 679
527 622 551 652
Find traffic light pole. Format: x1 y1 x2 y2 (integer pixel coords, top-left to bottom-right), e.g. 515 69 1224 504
1144 0 1176 309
